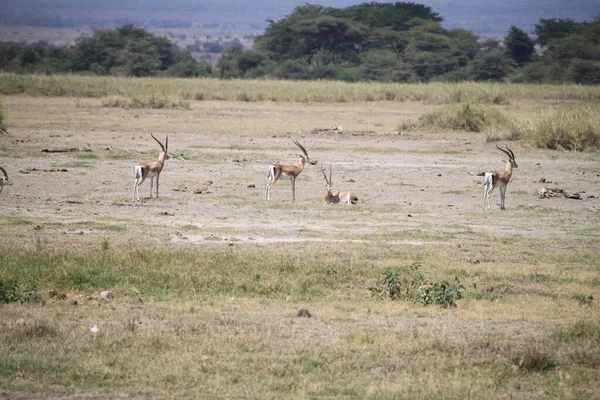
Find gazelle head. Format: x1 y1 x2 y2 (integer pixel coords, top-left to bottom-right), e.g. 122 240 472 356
320 164 333 191
152 133 169 161
293 139 317 165
497 145 517 168
0 166 13 186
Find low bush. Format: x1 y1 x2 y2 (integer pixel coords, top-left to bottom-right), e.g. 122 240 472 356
0 280 39 304
400 103 515 134
370 263 463 307
417 279 464 308
371 262 424 300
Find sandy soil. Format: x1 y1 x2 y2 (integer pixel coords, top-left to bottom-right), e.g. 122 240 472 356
0 97 599 252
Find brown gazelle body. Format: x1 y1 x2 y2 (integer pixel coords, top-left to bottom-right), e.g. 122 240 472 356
133 134 169 202
266 140 317 201
483 145 518 210
321 164 358 205
0 166 13 194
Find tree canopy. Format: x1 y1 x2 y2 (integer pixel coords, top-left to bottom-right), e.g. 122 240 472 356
0 2 598 84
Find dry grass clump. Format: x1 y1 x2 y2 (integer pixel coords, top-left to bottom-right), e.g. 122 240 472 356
399 103 515 134
398 102 600 152
101 94 191 110
521 105 600 151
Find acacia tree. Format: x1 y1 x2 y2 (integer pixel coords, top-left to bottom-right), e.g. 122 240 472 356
504 25 535 64
71 24 193 76
534 18 579 47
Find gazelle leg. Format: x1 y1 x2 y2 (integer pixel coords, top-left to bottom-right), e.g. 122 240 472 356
266 176 273 200
156 175 160 198
291 177 296 201
133 177 143 202
483 187 493 211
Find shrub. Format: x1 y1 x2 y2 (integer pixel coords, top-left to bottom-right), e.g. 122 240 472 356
406 103 513 133
371 262 425 300
370 263 464 307
0 280 39 304
417 279 464 308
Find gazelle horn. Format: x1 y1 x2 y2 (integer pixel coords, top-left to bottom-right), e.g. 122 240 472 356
151 133 167 152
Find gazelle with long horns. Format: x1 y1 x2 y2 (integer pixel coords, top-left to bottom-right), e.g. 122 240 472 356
133 134 169 202
321 164 358 205
483 145 518 210
0 166 13 194
266 139 317 201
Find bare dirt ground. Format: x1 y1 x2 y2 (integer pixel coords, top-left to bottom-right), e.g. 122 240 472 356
1 96 599 252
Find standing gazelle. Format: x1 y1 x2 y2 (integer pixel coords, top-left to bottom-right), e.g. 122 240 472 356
321 164 358 205
133 134 169 202
483 145 518 210
266 139 317 201
0 166 13 194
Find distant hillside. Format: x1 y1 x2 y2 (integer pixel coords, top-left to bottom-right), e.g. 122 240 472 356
1 0 599 38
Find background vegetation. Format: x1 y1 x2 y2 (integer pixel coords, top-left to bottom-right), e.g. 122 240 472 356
0 2 598 83
1 72 599 150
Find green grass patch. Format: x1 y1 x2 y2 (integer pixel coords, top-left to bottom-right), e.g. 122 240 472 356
0 246 377 301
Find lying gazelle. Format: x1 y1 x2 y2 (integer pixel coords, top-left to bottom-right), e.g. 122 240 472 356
0 166 13 194
132 134 169 202
483 145 518 210
321 164 358 205
266 139 317 201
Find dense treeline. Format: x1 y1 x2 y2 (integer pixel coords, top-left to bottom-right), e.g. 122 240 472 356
0 2 598 84
0 25 213 77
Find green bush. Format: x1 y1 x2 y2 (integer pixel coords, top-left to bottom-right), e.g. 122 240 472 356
371 263 424 300
0 280 38 304
371 263 464 307
417 279 464 308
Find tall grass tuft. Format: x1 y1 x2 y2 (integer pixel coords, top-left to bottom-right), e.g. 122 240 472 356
522 105 600 151
400 103 515 133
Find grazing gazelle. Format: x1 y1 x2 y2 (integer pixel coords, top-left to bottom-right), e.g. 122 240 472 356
133 134 169 202
266 139 317 201
321 164 358 205
0 166 13 194
483 145 518 210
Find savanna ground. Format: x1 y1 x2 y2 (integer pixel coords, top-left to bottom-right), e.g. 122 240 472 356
1 77 600 399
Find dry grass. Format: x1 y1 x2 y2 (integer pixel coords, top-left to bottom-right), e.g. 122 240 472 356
2 73 600 104
0 87 599 399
